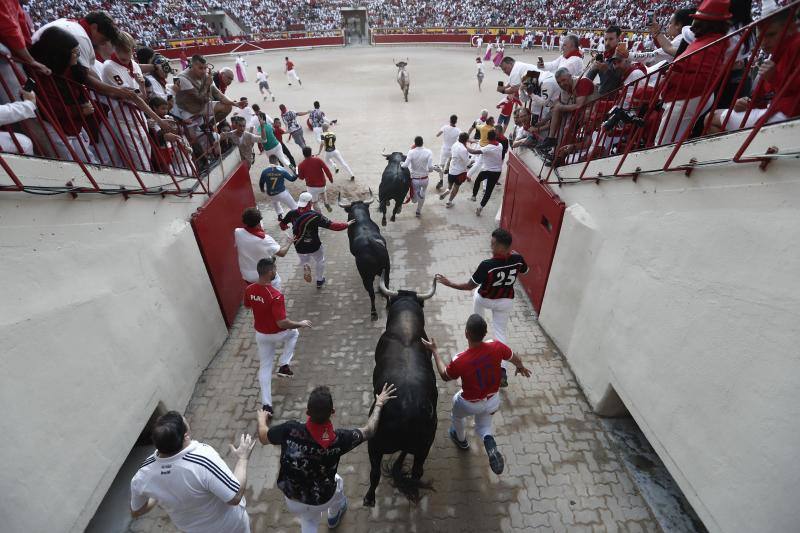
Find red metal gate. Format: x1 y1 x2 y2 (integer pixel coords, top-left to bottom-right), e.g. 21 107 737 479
191 163 256 327
501 152 565 313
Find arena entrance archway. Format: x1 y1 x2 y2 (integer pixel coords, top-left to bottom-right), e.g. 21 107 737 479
341 8 368 45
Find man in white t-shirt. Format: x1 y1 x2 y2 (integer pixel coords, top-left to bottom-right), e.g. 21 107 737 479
466 129 504 216
234 207 291 287
439 131 471 207
256 66 275 101
498 56 539 103
434 114 461 190
401 136 434 218
130 411 255 533
537 34 584 77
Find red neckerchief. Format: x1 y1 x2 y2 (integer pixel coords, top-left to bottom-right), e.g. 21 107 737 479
306 417 336 449
603 48 615 60
74 18 104 61
488 140 499 146
244 225 266 239
298 205 312 214
564 49 583 60
110 53 135 76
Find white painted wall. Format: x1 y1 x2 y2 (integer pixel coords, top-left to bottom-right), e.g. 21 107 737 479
0 155 237 532
533 124 800 533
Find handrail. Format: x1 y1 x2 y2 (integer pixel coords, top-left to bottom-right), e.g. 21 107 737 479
0 52 214 196
533 1 799 184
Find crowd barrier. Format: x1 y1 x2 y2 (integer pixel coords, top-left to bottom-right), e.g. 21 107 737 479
155 35 345 59
500 152 565 312
190 162 256 327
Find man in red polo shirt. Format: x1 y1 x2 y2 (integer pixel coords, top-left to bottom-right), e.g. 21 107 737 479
297 146 334 212
244 258 312 414
423 314 531 475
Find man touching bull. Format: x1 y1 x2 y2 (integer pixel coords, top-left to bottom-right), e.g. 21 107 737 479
422 314 531 475
401 136 434 218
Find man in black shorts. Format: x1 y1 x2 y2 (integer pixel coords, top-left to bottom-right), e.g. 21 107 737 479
257 383 397 531
436 228 528 386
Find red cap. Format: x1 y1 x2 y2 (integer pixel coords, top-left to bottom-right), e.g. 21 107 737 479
691 0 732 21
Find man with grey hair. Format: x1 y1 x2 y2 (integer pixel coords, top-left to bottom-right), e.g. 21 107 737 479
537 34 584 77
497 56 539 101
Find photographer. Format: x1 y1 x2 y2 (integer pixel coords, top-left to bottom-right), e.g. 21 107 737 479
497 56 538 101
584 26 624 98
535 69 595 153
145 53 174 101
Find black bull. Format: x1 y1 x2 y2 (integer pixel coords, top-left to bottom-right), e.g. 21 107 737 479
364 278 438 507
338 192 391 321
378 152 410 226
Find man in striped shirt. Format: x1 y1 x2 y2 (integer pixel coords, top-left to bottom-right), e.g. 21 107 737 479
436 228 528 387
130 411 255 532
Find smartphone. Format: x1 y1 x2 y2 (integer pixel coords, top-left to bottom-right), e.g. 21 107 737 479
22 77 36 92
537 56 544 63
173 77 179 84
646 9 655 25
497 81 504 87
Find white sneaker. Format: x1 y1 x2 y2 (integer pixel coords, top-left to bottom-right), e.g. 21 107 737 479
445 201 454 208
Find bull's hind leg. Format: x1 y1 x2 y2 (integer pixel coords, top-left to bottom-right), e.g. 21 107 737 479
391 199 402 222
364 444 382 507
411 447 429 481
379 202 388 226
392 451 408 478
364 275 378 321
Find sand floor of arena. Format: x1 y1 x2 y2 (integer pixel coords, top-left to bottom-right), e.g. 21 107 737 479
127 45 659 533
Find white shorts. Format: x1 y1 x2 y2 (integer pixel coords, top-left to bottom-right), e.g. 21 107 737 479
307 185 327 203
723 108 787 131
287 69 300 81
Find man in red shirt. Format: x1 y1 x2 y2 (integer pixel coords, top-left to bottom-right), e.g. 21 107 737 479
244 258 312 414
285 56 301 86
422 315 531 475
297 146 334 212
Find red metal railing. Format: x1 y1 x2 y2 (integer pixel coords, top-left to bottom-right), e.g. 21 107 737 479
0 53 212 196
533 1 799 183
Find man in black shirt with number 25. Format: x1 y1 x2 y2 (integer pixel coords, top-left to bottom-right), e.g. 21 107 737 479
436 228 528 387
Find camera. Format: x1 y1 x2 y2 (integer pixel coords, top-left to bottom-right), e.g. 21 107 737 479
23 77 36 92
522 76 542 97
602 106 645 132
152 54 173 75
595 53 604 63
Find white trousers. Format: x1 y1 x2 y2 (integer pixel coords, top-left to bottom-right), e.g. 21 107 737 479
410 177 428 212
0 131 33 154
263 143 293 168
298 246 325 282
451 390 501 441
287 69 300 82
256 329 299 406
439 147 452 168
307 185 328 204
268 190 297 217
473 291 513 369
467 154 483 180
657 95 712 144
322 149 354 177
284 474 346 533
312 126 323 145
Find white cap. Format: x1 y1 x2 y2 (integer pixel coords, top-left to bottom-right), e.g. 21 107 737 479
297 191 313 207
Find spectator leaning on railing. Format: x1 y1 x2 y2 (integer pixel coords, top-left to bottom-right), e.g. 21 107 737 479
656 0 732 144
706 2 800 133
537 34 585 78
0 0 51 102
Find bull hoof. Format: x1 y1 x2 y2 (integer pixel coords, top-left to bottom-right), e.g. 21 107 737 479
390 215 396 222
363 495 376 508
381 219 387 227
371 311 378 321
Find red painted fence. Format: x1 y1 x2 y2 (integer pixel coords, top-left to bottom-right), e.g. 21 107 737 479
156 36 344 59
501 152 565 313
191 163 256 327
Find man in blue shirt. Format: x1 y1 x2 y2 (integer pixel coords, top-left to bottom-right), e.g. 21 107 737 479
260 155 298 222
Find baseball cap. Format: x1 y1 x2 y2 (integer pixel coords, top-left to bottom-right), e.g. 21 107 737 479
297 192 313 207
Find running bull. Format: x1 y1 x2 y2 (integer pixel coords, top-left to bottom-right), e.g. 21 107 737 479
378 152 410 226
363 277 438 507
338 190 391 321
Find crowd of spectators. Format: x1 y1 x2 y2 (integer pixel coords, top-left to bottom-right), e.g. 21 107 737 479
21 0 770 48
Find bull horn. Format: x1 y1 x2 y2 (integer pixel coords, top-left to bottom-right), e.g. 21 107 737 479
418 277 437 301
378 277 398 298
337 192 350 209
364 187 374 205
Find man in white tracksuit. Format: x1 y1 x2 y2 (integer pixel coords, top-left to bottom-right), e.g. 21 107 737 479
401 136 434 218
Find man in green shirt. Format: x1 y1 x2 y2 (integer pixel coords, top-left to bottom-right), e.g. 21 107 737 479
259 114 294 169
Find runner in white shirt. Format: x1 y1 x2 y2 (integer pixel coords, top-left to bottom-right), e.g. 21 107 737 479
234 207 291 287
439 132 471 207
434 114 461 190
466 129 504 216
130 412 255 533
256 66 275 101
401 136 434 218
476 57 485 91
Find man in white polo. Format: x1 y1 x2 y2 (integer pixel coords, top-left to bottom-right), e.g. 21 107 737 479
234 207 291 288
130 411 255 532
434 114 461 190
401 135 434 218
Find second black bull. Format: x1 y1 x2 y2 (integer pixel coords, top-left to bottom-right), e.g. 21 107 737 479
378 152 410 226
339 191 391 320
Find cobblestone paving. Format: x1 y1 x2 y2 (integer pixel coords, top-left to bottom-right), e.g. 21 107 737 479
129 46 658 533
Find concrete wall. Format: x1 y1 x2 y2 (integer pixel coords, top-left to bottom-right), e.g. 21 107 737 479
534 128 800 533
0 158 234 532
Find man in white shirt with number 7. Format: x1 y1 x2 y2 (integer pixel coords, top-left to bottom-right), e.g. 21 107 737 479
435 228 528 388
